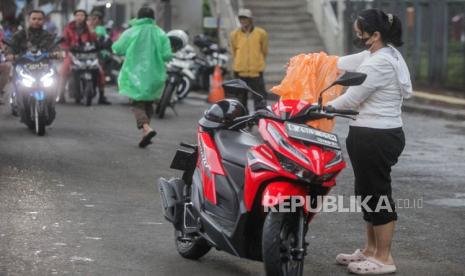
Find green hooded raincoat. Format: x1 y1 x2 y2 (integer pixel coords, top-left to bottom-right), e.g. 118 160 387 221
112 18 172 101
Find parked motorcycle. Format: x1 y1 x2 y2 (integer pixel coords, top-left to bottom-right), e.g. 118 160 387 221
155 57 190 118
172 45 196 100
192 34 229 92
156 29 189 119
158 72 366 276
3 37 62 136
69 42 100 106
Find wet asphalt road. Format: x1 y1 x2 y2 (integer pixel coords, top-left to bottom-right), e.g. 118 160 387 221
0 87 464 275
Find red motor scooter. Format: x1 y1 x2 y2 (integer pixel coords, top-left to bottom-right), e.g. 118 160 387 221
159 72 366 276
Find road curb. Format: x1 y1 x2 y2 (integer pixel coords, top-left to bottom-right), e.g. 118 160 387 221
402 101 465 121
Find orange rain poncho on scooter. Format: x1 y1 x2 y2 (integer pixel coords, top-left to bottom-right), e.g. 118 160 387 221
271 52 342 132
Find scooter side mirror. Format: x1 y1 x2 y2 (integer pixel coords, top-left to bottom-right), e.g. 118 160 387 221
316 72 367 110
222 79 251 91
332 72 367 87
222 79 265 100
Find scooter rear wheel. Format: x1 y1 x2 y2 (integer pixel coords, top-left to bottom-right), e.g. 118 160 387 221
174 229 211 260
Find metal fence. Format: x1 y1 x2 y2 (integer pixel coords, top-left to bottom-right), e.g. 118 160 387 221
343 0 465 91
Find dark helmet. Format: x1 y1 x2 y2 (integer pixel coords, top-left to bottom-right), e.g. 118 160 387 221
199 99 247 129
193 34 213 48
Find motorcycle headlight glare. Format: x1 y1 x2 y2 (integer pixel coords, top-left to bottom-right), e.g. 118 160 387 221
40 69 55 88
18 68 35 87
21 78 34 88
41 76 54 87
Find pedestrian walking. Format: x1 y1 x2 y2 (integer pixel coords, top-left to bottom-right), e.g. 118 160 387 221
112 7 172 148
327 9 412 274
229 9 268 112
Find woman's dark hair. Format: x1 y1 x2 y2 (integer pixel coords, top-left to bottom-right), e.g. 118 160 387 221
356 9 403 47
137 7 155 19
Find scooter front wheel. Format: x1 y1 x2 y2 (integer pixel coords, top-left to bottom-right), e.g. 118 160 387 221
157 81 176 119
33 100 46 136
262 210 306 276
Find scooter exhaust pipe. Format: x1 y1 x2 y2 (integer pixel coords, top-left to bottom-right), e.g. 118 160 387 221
158 178 184 228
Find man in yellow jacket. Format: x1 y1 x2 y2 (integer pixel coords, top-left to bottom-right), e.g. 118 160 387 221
230 9 268 112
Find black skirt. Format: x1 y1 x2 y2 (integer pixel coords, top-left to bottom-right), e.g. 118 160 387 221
346 126 405 226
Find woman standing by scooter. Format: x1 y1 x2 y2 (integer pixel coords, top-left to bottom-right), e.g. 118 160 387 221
327 9 412 275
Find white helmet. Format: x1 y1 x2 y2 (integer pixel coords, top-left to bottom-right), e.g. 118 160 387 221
167 29 188 52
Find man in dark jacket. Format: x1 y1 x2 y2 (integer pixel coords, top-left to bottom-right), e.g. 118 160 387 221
6 10 55 56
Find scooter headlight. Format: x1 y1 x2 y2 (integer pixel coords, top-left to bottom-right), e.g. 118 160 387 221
325 150 343 169
267 124 310 165
275 151 315 183
40 69 55 88
18 68 36 88
21 78 34 88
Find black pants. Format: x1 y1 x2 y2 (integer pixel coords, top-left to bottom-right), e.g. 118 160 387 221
346 126 405 226
232 72 267 112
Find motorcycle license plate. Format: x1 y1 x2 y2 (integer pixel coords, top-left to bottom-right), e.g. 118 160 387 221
285 122 341 150
25 62 49 71
76 53 97 59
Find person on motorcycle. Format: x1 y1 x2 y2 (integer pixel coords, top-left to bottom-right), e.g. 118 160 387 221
5 10 56 57
229 9 268 112
112 7 172 148
5 10 60 124
59 9 111 105
89 10 114 83
89 10 107 39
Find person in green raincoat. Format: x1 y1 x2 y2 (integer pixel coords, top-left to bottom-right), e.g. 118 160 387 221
112 7 172 148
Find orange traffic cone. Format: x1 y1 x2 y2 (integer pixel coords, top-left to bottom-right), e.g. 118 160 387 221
208 65 225 103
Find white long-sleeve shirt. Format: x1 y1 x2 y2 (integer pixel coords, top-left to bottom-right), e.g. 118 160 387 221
328 46 413 129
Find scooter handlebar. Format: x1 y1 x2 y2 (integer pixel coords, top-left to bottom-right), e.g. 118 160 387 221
324 106 359 116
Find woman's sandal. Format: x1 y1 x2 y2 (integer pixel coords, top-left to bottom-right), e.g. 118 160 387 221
336 249 367 265
347 257 396 274
139 130 157 148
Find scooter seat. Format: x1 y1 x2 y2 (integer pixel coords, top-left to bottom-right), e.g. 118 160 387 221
214 130 261 166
